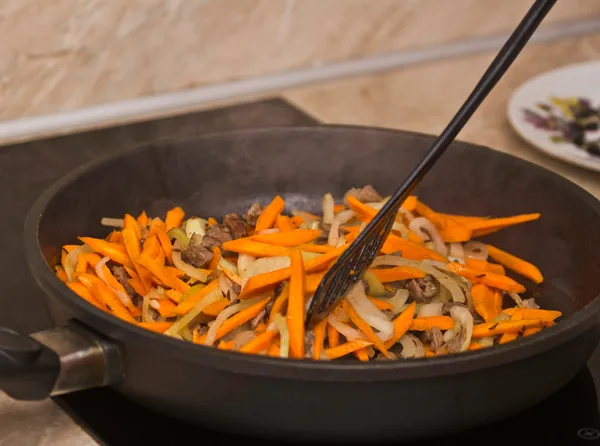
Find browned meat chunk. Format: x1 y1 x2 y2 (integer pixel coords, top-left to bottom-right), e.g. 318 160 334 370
201 235 221 251
243 202 264 226
223 213 247 239
181 234 213 268
406 276 438 302
442 302 467 316
304 331 316 359
250 309 267 329
445 328 466 353
422 327 444 352
110 265 135 297
206 224 232 247
357 185 383 203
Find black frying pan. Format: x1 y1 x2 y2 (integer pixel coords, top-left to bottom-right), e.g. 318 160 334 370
2 126 600 443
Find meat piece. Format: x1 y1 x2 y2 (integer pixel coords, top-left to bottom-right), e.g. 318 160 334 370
405 275 439 302
304 331 316 359
522 298 540 309
110 265 135 297
357 185 383 203
441 302 467 316
223 213 248 239
181 234 213 268
206 224 232 247
201 235 221 250
343 187 362 207
444 328 466 353
243 203 264 226
422 327 444 352
250 309 267 329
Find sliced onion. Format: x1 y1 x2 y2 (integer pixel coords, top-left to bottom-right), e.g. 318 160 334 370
363 271 386 297
167 228 189 250
322 193 335 225
101 217 124 228
392 221 411 240
409 217 447 256
172 244 209 283
388 289 410 313
218 257 239 276
346 282 393 340
508 292 524 307
272 313 290 358
219 273 238 301
449 306 474 352
328 219 341 247
372 256 465 303
204 296 263 346
478 336 495 348
334 209 356 225
185 218 207 239
443 325 459 343
241 256 290 288
327 314 366 341
64 245 93 282
165 288 223 337
142 289 160 323
237 253 256 276
449 243 465 259
418 302 444 318
397 207 415 223
398 333 425 358
233 330 257 349
95 256 134 308
464 241 488 260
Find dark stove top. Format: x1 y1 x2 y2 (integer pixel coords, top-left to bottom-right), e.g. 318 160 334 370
2 98 600 445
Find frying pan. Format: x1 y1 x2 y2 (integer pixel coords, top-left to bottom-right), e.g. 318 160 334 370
2 126 600 443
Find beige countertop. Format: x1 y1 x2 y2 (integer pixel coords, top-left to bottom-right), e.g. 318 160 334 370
3 32 600 446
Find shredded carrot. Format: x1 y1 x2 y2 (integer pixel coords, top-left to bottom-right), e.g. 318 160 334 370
128 278 146 297
369 297 394 311
472 319 542 338
255 196 285 232
384 302 416 348
326 339 373 360
203 297 229 316
409 316 454 331
268 283 290 324
424 346 435 357
165 206 185 231
445 262 525 293
149 218 167 233
465 258 506 275
312 319 328 360
436 213 488 223
327 323 340 348
172 279 219 315
275 214 293 232
287 250 305 359
502 308 562 322
67 282 103 309
220 267 243 286
499 310 523 344
253 229 321 246
471 283 502 322
523 327 542 337
413 200 473 242
369 266 426 282
468 342 483 351
77 273 135 323
486 244 543 284
298 243 335 253
137 322 173 333
137 211 149 227
289 215 304 229
333 204 345 213
151 227 173 264
63 245 79 253
166 266 187 278
354 348 370 361
56 268 69 283
137 253 189 293
165 289 183 303
78 237 133 268
207 217 218 226
343 301 390 357
239 329 278 354
106 230 123 243
123 214 141 239
142 234 162 259
305 271 326 294
221 238 291 257
217 340 234 350
121 228 150 293
401 196 418 212
152 299 177 317
75 254 88 274
467 214 540 237
267 339 281 357
255 322 267 333
209 247 222 271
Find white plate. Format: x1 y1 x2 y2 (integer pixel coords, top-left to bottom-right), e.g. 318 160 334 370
507 61 600 173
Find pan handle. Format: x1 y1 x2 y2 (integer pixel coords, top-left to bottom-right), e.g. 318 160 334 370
0 321 123 400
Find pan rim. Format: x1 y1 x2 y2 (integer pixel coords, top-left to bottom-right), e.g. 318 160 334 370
24 125 600 382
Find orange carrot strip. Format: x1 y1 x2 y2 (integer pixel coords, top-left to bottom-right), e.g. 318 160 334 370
137 253 189 294
502 308 562 322
486 244 543 284
221 238 291 257
137 211 149 227
152 299 177 317
327 323 340 348
436 213 488 223
121 228 150 293
56 268 69 283
221 267 243 287
500 310 524 344
172 279 219 315
468 342 483 351
165 289 183 303
472 319 542 338
275 214 293 232
255 322 267 333
106 230 122 243
369 266 426 283
127 278 146 297
77 274 135 323
217 340 235 350
142 234 162 260
325 339 373 360
78 237 133 268
384 302 416 348
401 196 418 212
62 245 79 253
166 266 187 278
67 282 103 309
255 196 285 232
413 201 473 242
445 262 525 293
312 319 328 360
298 243 335 253
467 213 540 235
60 249 68 269
369 297 394 311
354 348 370 361
289 216 304 229
523 327 542 337
471 283 502 322
267 340 281 357
424 346 436 357
240 244 347 298
268 283 290 325
239 330 278 354
253 229 321 247
465 258 506 275
409 316 454 331
165 206 185 231
123 214 141 239
379 233 447 261
75 254 88 274
305 271 326 294
203 297 229 316
333 204 345 213
138 322 173 334
208 247 222 272
207 217 218 226
343 301 390 357
287 250 305 359
151 228 173 264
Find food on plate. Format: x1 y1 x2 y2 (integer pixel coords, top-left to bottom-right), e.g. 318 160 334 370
55 185 559 361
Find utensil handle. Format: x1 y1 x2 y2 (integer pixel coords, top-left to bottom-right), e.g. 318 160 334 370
0 322 122 400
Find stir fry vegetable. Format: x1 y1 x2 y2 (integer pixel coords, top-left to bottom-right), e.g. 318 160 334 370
56 185 560 361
